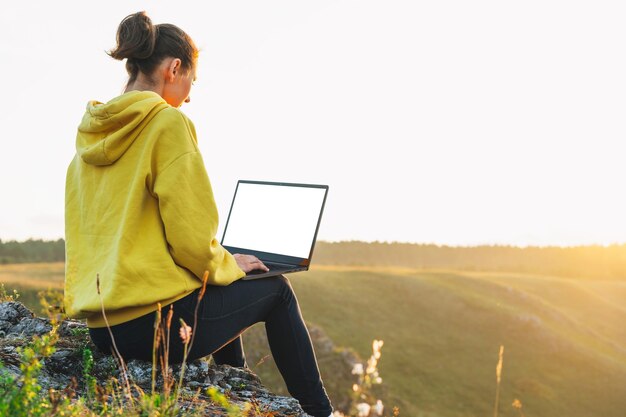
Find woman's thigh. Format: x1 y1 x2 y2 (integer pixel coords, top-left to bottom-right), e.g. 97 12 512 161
89 310 157 360
172 275 292 361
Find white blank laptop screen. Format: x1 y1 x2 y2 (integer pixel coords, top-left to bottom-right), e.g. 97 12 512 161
221 183 327 259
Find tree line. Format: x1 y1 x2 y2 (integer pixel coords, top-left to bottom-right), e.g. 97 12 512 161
2 238 625 279
0 239 65 264
313 241 626 279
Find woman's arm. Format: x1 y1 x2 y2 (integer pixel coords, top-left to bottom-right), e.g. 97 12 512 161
153 149 245 285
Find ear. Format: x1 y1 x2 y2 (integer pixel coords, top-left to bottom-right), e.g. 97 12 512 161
167 58 183 82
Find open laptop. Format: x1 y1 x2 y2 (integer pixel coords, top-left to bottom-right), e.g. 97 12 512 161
221 180 329 280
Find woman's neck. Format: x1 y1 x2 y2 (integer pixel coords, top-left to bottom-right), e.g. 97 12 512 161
124 73 164 96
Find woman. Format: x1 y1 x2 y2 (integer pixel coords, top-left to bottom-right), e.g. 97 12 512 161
64 11 333 417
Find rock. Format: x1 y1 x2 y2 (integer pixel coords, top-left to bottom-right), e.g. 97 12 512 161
0 301 307 416
0 301 34 323
0 301 35 337
8 317 52 336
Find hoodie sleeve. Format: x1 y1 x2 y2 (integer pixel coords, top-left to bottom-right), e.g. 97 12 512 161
153 150 245 285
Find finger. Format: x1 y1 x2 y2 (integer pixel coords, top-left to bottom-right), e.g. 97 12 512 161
248 258 269 271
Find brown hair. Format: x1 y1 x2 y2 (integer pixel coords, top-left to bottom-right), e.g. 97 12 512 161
108 11 198 87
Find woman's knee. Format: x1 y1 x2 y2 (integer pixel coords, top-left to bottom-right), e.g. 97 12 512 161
272 275 295 300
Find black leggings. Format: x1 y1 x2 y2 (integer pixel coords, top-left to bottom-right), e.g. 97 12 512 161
89 275 332 417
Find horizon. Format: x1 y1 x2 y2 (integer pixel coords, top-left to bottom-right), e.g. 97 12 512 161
2 236 626 250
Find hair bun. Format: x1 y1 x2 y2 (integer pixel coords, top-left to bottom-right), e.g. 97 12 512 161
108 11 157 61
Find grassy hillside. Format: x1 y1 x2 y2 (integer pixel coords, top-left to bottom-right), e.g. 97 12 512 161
2 263 626 417
284 267 626 417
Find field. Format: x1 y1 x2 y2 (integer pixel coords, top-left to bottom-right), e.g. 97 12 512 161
0 262 64 312
2 263 626 417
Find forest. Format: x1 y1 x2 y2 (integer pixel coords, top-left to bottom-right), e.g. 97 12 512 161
0 238 65 264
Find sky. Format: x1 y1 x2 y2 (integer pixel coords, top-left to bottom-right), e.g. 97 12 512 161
0 0 625 247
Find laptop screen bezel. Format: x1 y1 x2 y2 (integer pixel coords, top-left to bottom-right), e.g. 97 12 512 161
220 180 329 267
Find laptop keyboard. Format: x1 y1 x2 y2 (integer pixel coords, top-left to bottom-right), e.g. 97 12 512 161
248 262 291 275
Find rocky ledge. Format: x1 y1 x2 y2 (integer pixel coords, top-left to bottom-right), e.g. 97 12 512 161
0 301 307 416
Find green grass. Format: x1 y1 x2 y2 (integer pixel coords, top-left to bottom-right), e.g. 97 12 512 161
283 267 626 417
3 263 626 417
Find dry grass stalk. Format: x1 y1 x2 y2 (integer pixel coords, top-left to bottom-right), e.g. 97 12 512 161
493 345 504 417
187 270 209 355
151 303 162 395
174 270 209 402
96 273 133 403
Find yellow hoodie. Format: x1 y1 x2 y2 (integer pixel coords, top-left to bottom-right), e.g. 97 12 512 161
65 91 245 328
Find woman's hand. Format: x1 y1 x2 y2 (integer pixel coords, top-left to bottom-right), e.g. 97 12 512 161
233 253 270 273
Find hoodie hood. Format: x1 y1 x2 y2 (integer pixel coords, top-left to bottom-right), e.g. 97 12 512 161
76 91 169 166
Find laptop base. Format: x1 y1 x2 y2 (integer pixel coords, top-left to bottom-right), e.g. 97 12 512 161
242 266 307 280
